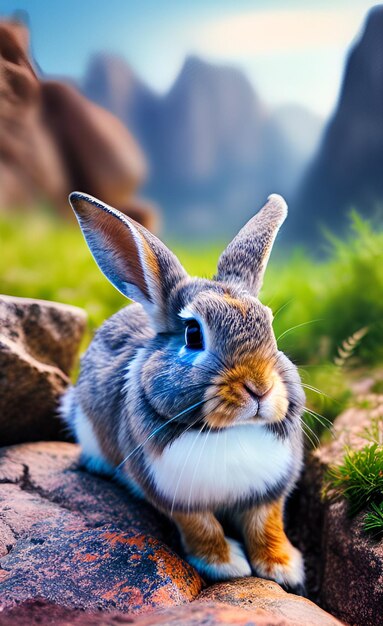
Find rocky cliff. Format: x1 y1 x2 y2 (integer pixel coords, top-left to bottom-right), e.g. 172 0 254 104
0 19 156 229
292 6 383 243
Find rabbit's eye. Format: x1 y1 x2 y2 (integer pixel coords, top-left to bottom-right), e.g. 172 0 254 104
185 319 204 350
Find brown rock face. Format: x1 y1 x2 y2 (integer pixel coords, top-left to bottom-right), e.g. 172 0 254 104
0 442 202 614
41 80 147 210
0 295 86 445
0 20 68 211
294 396 383 626
321 501 383 626
0 19 157 229
199 578 343 626
0 600 336 626
0 516 200 612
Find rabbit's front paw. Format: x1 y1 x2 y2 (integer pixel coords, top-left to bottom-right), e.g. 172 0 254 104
188 538 252 581
239 499 305 593
252 545 305 591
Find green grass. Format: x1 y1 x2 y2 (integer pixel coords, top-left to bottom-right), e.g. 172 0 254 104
1 209 383 436
262 213 383 367
364 502 383 539
324 417 383 539
325 442 383 516
371 379 383 395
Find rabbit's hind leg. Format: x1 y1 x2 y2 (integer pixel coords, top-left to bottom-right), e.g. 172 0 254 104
238 498 305 592
173 511 251 581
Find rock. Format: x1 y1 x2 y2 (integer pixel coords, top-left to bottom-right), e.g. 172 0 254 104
313 396 383 468
293 6 383 243
41 80 147 209
0 600 334 626
0 442 176 544
0 18 158 230
0 483 64 557
294 397 383 624
0 516 201 613
321 501 383 626
198 578 343 626
0 295 86 375
0 20 69 211
0 296 86 445
0 441 347 624
0 441 202 614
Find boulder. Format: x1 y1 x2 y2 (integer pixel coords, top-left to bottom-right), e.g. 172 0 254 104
0 516 201 613
0 442 176 546
0 20 68 212
0 441 202 614
41 80 147 209
0 18 158 230
0 441 178 551
0 296 86 445
199 578 343 626
321 501 383 626
294 394 383 625
0 600 339 626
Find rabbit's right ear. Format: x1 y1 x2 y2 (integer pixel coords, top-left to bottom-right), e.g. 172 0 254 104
69 192 188 328
215 194 287 296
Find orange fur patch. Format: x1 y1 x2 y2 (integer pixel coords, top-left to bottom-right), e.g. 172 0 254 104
241 500 292 571
173 511 230 564
222 293 249 316
141 235 161 283
219 360 274 401
203 356 279 427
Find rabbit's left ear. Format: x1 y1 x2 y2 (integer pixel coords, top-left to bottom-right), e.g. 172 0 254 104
215 194 287 296
69 192 188 328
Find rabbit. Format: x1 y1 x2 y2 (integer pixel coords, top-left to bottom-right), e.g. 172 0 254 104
61 191 305 591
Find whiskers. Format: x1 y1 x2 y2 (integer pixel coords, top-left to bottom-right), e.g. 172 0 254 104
277 319 322 343
301 406 335 449
169 397 225 516
300 382 337 404
186 423 213 514
169 419 207 516
278 361 335 448
304 405 334 430
300 416 321 448
116 399 206 471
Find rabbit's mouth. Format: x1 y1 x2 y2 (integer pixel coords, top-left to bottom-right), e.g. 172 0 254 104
202 365 289 429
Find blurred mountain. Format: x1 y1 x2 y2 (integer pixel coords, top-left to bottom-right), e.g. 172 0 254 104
292 6 383 243
271 105 323 165
82 54 323 239
83 53 158 143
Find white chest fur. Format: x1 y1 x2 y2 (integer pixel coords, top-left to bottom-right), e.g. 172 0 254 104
148 424 292 509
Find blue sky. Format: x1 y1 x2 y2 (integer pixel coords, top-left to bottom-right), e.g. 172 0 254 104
1 0 378 116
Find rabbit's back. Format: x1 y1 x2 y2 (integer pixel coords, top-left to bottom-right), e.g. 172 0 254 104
62 303 153 471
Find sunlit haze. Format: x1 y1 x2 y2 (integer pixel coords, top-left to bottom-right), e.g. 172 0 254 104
1 0 378 116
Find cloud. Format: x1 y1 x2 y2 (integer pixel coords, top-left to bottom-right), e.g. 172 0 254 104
197 7 365 57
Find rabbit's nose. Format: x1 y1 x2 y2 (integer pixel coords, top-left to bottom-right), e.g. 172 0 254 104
242 380 274 403
242 382 261 402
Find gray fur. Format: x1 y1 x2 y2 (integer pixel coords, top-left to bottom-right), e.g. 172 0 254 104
215 194 287 296
69 192 188 328
63 192 304 515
